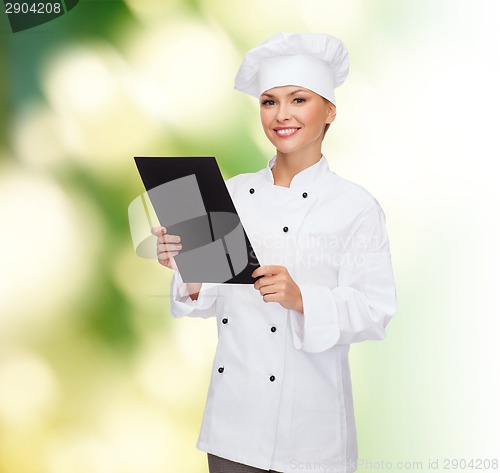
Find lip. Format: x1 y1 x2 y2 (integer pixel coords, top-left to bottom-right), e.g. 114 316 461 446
273 127 301 137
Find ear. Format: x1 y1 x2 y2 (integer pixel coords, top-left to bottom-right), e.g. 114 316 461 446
325 103 337 124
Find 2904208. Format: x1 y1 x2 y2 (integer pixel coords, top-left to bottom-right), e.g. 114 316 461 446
5 3 62 14
443 458 498 470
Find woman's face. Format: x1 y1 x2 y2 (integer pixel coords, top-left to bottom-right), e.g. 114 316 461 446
259 85 336 157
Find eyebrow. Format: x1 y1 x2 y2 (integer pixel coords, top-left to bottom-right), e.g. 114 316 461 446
260 88 310 99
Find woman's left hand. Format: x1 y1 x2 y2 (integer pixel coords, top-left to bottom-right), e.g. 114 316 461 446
252 265 303 314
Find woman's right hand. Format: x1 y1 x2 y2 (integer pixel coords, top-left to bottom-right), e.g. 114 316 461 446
151 226 181 270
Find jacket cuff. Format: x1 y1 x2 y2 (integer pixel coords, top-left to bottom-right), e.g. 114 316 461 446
289 284 340 353
170 271 217 318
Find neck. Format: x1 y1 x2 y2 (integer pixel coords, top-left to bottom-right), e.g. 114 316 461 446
272 143 323 187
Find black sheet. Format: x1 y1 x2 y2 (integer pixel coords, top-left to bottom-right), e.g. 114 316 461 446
134 156 260 284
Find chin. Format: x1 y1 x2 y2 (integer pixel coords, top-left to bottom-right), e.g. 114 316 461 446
276 144 304 155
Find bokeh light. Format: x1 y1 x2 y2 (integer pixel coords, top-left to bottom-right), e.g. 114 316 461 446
125 19 240 135
0 165 102 338
0 351 59 426
40 42 164 173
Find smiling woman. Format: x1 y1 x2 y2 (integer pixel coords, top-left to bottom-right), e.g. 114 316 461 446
259 86 336 184
154 32 397 473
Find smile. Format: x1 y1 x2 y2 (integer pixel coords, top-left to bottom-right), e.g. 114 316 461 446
274 127 300 136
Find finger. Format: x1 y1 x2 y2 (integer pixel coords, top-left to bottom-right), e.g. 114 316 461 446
262 293 280 303
254 274 279 290
254 277 266 290
151 226 166 236
156 243 182 253
157 249 182 260
252 265 285 278
156 235 181 248
166 234 181 243
154 227 181 241
157 242 182 253
257 279 277 294
158 250 179 260
158 234 181 244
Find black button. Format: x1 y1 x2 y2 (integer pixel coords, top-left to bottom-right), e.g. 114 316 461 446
270 326 277 333
249 188 255 194
222 318 228 324
302 192 308 198
283 226 289 233
218 367 224 373
270 375 276 382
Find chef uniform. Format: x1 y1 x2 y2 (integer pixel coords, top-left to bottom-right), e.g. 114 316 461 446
169 33 397 473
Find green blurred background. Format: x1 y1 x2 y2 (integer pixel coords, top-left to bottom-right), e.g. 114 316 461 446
1 1 499 472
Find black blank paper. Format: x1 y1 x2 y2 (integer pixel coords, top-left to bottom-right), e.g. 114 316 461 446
134 156 260 284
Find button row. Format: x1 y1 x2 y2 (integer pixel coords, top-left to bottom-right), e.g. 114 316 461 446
218 319 277 380
221 317 276 333
248 188 299 233
217 366 276 382
249 188 308 198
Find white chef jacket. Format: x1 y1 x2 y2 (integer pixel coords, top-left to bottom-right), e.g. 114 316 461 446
169 155 397 473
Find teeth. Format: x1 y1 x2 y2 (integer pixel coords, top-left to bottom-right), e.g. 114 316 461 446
276 128 298 135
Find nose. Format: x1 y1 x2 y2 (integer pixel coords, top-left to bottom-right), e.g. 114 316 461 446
276 103 291 122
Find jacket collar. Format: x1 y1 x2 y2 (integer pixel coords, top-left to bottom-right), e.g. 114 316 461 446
263 154 330 189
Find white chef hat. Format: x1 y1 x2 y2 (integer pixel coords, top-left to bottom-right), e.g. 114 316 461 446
234 32 349 106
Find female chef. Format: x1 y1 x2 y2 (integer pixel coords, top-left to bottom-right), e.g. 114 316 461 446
152 32 397 473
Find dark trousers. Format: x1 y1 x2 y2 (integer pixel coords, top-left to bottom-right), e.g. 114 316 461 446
207 453 283 473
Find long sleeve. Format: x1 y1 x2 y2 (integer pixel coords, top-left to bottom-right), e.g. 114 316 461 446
169 270 219 318
289 203 397 353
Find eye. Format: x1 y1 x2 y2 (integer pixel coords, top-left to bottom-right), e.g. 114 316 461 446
293 97 306 104
261 99 275 106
